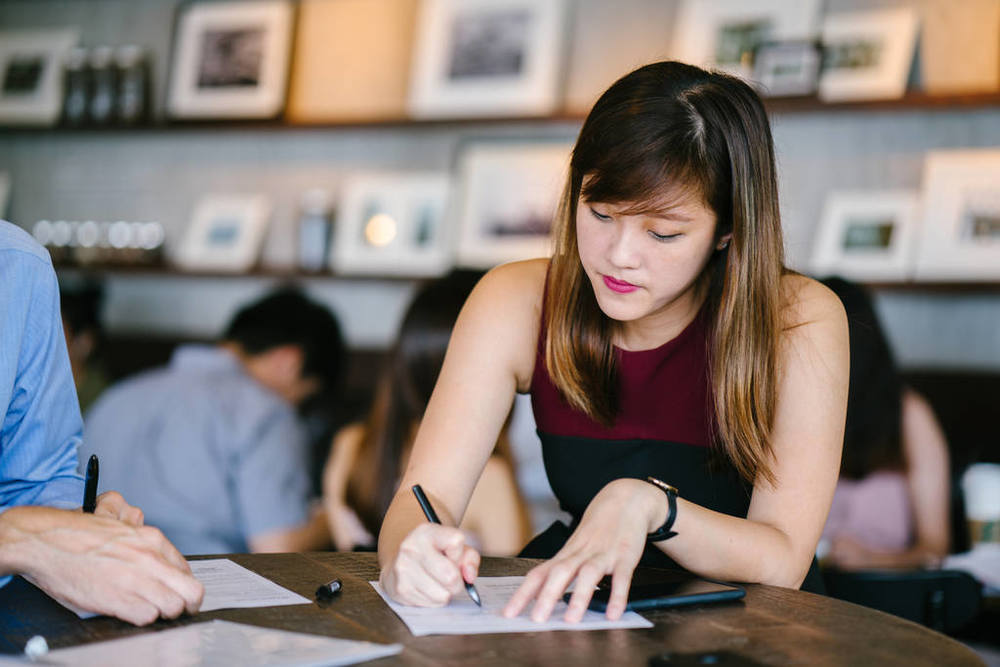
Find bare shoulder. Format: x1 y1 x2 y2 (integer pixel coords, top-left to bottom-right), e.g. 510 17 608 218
466 258 548 314
330 422 365 464
778 273 847 335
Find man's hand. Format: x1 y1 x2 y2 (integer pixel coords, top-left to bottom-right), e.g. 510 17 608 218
1 505 204 626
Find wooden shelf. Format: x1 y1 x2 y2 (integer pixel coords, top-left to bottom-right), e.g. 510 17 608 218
3 91 999 135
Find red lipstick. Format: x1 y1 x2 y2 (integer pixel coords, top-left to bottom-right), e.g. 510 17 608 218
602 275 638 294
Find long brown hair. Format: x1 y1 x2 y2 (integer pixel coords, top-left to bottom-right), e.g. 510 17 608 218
545 61 785 486
348 272 487 535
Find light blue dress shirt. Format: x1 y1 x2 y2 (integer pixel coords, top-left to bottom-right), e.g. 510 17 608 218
0 221 85 585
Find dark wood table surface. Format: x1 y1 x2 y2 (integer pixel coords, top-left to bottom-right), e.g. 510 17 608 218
0 552 984 666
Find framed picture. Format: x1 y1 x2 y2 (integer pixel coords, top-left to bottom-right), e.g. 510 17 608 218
671 0 821 82
914 150 1000 281
818 7 919 103
167 0 293 119
752 41 821 97
0 172 9 219
809 191 920 282
330 172 452 277
0 29 79 126
408 0 567 118
453 141 570 269
175 194 271 272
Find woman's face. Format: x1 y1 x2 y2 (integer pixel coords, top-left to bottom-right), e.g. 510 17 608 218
575 187 725 337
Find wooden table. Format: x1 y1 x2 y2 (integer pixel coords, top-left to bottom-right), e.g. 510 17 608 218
0 552 983 666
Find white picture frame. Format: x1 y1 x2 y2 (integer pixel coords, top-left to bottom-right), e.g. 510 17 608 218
454 141 570 269
914 150 1000 281
167 1 293 119
818 7 919 103
0 29 79 126
0 172 10 220
672 0 821 82
408 0 567 118
330 172 453 277
752 41 821 97
175 194 271 272
810 190 920 282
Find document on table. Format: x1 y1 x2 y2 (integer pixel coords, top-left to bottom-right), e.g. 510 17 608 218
21 620 402 667
371 576 653 636
48 558 310 619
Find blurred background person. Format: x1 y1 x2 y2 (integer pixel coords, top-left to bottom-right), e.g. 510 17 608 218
60 282 109 413
323 272 530 555
81 287 345 555
819 276 951 570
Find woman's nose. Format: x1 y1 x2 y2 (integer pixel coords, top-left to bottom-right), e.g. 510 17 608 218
608 225 641 269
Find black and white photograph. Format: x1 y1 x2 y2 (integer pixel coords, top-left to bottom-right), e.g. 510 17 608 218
454 141 570 268
331 172 453 277
753 40 822 96
0 28 79 126
197 28 265 89
408 0 566 118
167 0 293 119
448 8 530 80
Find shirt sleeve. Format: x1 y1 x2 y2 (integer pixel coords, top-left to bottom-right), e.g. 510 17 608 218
234 404 311 540
0 250 85 513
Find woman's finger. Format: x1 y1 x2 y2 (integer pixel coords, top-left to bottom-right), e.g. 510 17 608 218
529 558 581 623
502 563 550 618
563 558 606 623
604 563 636 620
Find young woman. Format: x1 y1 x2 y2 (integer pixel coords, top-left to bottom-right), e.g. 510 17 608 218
323 274 529 556
377 61 849 623
819 277 950 570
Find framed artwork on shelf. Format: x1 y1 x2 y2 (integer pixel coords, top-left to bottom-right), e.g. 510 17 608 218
453 141 571 269
752 41 821 97
671 0 821 82
287 0 418 123
408 0 567 118
914 150 1000 281
0 28 79 126
330 172 452 277
167 0 293 119
818 7 919 103
809 190 920 282
174 194 271 272
0 172 9 219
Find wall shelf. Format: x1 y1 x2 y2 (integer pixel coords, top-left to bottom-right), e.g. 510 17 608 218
4 91 999 136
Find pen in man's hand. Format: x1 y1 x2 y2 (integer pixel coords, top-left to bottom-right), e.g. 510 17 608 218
411 484 482 606
82 454 99 513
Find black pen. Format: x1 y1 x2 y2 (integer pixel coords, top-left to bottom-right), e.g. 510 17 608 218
411 484 482 606
82 454 99 513
315 578 342 600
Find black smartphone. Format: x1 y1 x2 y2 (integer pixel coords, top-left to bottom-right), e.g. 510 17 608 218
565 575 745 612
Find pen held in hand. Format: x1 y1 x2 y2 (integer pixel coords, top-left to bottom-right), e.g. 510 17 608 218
82 454 99 514
411 484 482 607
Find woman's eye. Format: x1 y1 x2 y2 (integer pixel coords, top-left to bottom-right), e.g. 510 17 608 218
649 231 681 242
589 207 612 221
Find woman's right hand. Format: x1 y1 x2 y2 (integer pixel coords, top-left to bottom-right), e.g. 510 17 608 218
379 523 480 607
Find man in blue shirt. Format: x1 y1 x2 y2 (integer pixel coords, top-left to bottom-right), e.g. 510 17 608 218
82 288 345 555
0 220 203 625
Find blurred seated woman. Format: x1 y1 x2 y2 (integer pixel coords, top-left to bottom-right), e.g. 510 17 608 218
322 273 530 555
820 277 950 570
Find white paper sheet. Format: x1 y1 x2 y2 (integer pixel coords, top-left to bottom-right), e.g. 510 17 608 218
25 620 402 667
370 576 653 636
191 559 311 612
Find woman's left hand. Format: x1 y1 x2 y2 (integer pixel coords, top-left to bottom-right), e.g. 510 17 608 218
502 478 666 623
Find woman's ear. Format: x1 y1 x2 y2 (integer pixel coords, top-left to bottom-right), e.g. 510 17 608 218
716 232 733 251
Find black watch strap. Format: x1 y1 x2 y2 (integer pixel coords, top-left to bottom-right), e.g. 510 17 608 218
645 476 679 542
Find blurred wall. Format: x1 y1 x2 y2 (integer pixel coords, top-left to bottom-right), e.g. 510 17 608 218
1 0 998 367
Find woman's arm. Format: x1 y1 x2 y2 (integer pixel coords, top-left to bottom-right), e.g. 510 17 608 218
321 423 365 551
829 390 951 569
504 275 849 622
461 456 532 556
377 260 545 604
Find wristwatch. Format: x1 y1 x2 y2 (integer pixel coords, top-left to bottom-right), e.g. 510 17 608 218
645 476 679 542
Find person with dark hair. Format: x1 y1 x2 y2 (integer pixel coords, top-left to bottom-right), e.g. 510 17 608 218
0 220 203 626
60 283 109 412
819 277 950 570
81 287 345 555
322 273 530 555
377 60 849 621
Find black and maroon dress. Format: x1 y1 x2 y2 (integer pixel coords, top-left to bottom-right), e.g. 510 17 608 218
521 304 824 592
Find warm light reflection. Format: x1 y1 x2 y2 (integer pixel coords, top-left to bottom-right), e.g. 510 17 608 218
364 213 397 246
